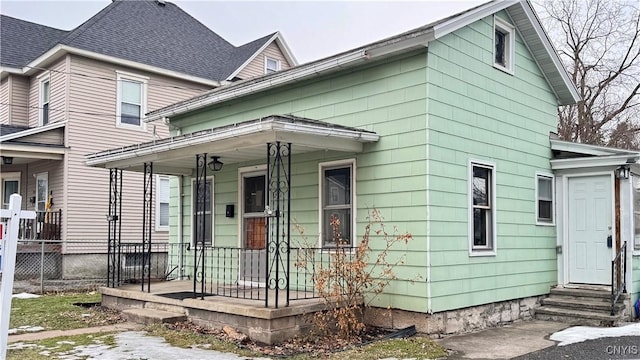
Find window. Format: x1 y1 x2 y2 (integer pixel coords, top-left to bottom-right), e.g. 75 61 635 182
494 16 515 73
265 57 281 74
469 161 496 255
1 172 20 208
633 176 640 250
536 173 554 225
116 72 147 129
35 172 48 211
320 160 354 247
40 77 50 126
192 177 213 246
156 176 170 231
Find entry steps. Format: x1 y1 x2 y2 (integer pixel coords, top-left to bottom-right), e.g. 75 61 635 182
122 308 186 325
535 287 627 326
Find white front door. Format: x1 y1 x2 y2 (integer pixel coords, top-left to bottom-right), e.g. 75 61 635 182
568 175 612 285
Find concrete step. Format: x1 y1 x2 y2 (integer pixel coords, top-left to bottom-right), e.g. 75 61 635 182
534 306 621 326
541 296 624 313
549 287 628 302
122 308 186 325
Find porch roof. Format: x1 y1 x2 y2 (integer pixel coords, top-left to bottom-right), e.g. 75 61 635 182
0 122 67 164
85 115 379 175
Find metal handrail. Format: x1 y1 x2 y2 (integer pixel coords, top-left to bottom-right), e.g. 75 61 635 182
611 241 627 315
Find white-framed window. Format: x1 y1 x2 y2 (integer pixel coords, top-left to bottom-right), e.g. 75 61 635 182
469 160 497 255
39 76 50 126
191 177 214 246
156 175 170 231
319 159 355 248
116 71 147 129
35 172 48 212
265 57 281 74
633 175 640 250
494 16 515 74
1 172 21 208
536 173 554 225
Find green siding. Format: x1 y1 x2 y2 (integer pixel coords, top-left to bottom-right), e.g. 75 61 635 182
425 13 559 312
170 53 431 313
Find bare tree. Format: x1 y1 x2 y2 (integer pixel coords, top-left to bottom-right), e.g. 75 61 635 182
538 0 640 149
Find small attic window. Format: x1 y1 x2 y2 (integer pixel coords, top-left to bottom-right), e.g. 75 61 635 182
265 57 281 74
493 16 515 74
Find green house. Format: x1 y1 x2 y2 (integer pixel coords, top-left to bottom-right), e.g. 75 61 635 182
87 0 640 338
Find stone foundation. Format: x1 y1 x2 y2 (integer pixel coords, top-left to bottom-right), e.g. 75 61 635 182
364 295 545 336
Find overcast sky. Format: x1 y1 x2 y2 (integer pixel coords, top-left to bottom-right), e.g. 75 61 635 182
0 0 486 64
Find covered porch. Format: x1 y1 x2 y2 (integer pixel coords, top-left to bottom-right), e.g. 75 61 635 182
85 115 378 323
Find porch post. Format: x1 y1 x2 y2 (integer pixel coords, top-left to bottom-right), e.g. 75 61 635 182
194 153 207 299
266 142 291 308
107 168 122 288
142 163 153 292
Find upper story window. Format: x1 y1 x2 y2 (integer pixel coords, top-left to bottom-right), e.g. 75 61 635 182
469 160 496 256
265 57 281 74
40 77 50 126
494 16 515 74
536 173 554 225
320 160 354 248
116 72 147 129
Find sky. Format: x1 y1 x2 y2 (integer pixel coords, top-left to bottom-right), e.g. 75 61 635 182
0 0 485 64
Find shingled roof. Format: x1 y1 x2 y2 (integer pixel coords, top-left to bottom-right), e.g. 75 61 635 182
0 0 283 81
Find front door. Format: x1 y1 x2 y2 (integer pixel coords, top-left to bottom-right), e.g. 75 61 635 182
241 172 267 284
568 175 612 285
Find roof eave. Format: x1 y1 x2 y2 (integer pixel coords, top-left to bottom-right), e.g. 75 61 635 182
0 121 66 142
550 138 640 157
551 154 640 170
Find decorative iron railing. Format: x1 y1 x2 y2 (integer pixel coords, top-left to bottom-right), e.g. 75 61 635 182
18 210 62 240
611 241 627 315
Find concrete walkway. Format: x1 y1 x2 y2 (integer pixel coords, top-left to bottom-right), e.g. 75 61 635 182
437 320 569 359
7 322 143 343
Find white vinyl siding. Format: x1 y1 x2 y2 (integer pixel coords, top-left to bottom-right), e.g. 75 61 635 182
116 71 147 129
156 175 170 231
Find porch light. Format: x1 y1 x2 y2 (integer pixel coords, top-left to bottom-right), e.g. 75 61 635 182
208 156 223 172
2 156 13 165
615 165 630 179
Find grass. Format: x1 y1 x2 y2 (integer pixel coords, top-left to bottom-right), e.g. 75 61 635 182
10 292 120 332
6 333 116 360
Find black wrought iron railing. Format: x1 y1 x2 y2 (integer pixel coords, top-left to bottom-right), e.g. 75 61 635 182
120 242 173 285
18 210 62 240
611 241 627 315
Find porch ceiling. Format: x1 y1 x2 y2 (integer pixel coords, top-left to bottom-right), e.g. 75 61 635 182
0 142 65 164
85 115 379 175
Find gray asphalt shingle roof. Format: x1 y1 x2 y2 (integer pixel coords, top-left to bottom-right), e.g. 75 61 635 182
0 15 68 68
0 124 30 136
1 0 274 81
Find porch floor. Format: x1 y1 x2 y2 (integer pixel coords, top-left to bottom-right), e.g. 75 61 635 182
100 280 325 344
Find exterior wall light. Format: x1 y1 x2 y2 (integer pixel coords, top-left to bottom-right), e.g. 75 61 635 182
2 156 13 165
208 156 223 172
615 165 630 179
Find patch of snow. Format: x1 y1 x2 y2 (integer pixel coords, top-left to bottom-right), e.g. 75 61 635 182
57 340 76 345
68 331 272 360
8 325 45 334
551 322 640 346
12 292 41 299
7 342 40 350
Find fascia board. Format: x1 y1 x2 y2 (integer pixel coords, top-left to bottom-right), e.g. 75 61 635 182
550 155 638 170
432 0 518 39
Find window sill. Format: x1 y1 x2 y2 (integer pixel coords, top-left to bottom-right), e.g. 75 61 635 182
116 123 147 132
469 250 496 257
493 63 514 75
536 221 555 227
633 250 640 257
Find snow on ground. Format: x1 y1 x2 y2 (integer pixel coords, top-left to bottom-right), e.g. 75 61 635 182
12 292 41 299
8 325 45 334
54 331 271 360
551 322 640 346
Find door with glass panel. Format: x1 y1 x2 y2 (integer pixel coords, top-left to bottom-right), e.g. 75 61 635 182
240 172 267 284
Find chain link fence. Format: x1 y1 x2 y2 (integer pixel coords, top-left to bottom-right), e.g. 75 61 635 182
0 240 174 294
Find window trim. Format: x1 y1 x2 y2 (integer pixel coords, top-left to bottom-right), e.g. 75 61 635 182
39 76 50 126
633 175 640 251
1 172 21 208
190 176 214 247
35 172 48 212
535 172 555 226
468 160 497 256
493 16 515 75
318 159 356 248
115 71 148 130
156 175 170 232
264 56 281 74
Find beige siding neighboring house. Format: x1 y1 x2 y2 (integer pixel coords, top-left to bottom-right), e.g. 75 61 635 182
0 0 296 281
237 41 294 79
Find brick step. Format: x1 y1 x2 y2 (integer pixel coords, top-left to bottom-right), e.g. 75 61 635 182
534 306 622 327
542 297 624 312
122 308 186 325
